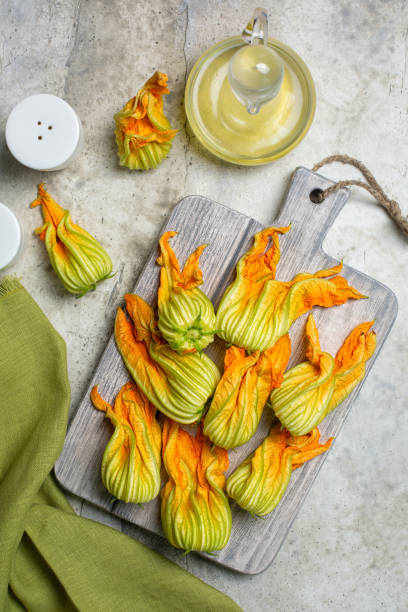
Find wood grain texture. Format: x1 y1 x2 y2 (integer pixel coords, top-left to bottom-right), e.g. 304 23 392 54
55 167 398 574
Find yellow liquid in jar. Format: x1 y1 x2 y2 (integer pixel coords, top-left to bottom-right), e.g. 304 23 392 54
193 44 306 159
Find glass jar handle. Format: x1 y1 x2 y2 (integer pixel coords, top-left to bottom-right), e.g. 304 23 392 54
241 8 268 46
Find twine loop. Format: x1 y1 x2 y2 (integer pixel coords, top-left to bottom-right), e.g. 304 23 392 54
312 154 408 237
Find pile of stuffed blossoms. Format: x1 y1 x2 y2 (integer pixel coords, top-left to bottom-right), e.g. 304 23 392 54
91 227 376 553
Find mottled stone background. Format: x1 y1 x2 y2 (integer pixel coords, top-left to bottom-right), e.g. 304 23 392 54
1 1 407 610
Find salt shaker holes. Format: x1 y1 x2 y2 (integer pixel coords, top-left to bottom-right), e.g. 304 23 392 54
6 93 83 170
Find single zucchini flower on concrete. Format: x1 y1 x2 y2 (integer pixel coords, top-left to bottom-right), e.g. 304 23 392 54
114 72 177 170
216 226 366 352
226 424 332 517
161 419 232 552
90 381 161 504
203 334 291 449
270 314 376 436
115 293 220 424
31 184 113 296
156 231 216 353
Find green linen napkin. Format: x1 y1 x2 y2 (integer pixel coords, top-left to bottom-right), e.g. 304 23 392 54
0 277 241 612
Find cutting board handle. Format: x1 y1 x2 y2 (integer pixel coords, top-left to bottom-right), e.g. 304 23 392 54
273 167 350 259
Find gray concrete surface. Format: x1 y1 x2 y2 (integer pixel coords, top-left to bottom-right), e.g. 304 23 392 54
1 1 407 610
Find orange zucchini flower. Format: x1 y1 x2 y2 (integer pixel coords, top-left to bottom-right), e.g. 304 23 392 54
31 184 113 296
157 231 216 353
161 419 232 552
90 381 161 503
115 294 220 424
114 72 177 170
216 226 366 352
226 424 333 516
203 334 291 449
270 314 376 435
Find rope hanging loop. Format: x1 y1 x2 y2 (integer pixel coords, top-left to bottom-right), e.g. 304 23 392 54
312 154 408 237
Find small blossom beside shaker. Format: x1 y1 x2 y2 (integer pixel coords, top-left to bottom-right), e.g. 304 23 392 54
114 72 177 170
31 184 113 296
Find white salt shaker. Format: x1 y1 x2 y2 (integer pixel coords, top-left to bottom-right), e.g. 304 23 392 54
0 203 23 270
5 94 83 171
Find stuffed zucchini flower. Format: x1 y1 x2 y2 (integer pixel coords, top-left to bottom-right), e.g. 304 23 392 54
31 184 113 296
156 231 216 353
114 72 177 170
90 381 161 503
115 294 220 424
161 419 232 552
270 315 376 435
226 424 332 517
216 226 365 352
203 334 291 449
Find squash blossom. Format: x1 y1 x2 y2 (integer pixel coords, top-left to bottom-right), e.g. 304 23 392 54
156 231 216 353
114 72 177 170
270 314 376 436
226 424 333 517
31 184 113 296
115 293 220 424
161 419 232 552
90 381 161 504
216 226 366 352
203 334 291 449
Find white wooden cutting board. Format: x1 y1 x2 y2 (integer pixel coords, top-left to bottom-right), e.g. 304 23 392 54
55 167 397 574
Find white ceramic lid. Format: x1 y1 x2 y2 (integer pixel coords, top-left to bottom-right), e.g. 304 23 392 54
5 94 82 171
0 203 22 270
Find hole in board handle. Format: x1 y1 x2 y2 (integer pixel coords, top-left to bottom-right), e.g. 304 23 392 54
310 188 324 204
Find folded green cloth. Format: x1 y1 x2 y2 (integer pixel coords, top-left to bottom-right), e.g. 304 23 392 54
0 278 241 612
